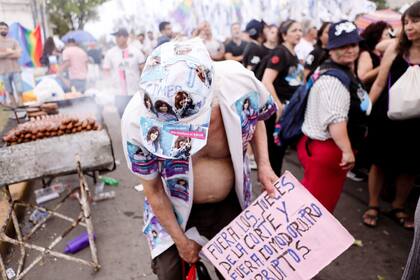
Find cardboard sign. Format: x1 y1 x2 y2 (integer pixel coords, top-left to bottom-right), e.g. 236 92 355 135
202 171 354 280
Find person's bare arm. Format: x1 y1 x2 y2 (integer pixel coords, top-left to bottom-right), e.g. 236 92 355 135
357 51 379 84
369 41 398 104
250 121 278 195
224 52 243 62
142 177 201 263
0 48 13 58
8 44 22 59
375 38 396 56
329 121 354 170
303 68 312 82
58 60 70 75
262 68 284 120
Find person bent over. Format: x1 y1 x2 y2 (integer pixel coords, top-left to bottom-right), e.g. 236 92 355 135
121 39 278 279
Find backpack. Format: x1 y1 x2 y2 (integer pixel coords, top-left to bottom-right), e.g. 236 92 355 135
278 67 352 146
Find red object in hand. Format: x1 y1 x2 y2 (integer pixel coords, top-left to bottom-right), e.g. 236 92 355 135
186 264 196 280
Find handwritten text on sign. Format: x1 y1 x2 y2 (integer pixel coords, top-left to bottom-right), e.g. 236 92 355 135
202 171 354 280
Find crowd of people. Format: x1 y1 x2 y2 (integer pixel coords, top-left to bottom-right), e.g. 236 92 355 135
119 2 420 279
1 2 419 278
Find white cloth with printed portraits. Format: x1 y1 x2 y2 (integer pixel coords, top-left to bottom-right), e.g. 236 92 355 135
121 39 276 259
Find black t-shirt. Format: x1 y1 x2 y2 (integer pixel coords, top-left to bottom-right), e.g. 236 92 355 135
266 44 304 102
242 41 269 74
225 40 247 58
304 46 329 74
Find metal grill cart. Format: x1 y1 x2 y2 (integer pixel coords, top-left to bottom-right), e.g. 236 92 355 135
0 96 115 279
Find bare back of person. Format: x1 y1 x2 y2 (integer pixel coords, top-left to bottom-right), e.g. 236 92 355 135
192 105 235 204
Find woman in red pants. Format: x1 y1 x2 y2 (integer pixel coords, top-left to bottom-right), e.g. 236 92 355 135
297 20 370 213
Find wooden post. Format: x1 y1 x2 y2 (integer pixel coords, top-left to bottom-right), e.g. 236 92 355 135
76 156 100 270
5 185 26 276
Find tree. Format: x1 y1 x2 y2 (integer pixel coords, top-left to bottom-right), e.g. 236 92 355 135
371 0 388 9
46 0 108 36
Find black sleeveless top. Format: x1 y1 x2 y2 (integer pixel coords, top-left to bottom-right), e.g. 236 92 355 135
368 54 420 173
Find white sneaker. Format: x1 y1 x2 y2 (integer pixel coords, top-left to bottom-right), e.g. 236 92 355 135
346 171 364 182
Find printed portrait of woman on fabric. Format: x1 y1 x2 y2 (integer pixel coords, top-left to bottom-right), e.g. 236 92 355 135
146 126 163 154
171 136 192 159
154 100 178 122
173 91 199 118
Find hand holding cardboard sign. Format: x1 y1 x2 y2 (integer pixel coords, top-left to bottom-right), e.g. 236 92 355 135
257 164 278 196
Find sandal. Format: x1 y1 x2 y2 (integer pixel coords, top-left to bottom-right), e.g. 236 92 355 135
387 208 414 230
363 206 380 227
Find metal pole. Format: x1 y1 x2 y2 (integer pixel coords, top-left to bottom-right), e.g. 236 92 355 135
30 0 39 29
40 0 47 41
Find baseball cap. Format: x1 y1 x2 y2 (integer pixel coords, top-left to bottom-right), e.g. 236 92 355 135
137 38 214 159
327 20 361 50
245 19 263 37
111 28 129 37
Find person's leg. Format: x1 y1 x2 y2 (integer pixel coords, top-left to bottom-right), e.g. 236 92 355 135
385 174 416 229
1 73 17 106
79 79 87 92
70 79 87 93
297 135 310 185
298 138 347 213
11 72 23 105
393 174 416 209
151 244 184 280
363 164 385 227
367 164 385 208
265 115 286 176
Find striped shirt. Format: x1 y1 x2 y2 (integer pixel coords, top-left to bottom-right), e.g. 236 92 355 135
302 75 350 140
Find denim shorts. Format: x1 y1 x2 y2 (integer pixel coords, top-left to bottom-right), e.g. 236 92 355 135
0 72 23 95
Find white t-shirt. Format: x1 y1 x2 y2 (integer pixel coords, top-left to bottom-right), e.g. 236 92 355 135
295 38 314 62
103 45 145 95
143 38 157 56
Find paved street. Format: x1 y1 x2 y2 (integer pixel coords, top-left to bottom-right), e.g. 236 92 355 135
4 105 418 280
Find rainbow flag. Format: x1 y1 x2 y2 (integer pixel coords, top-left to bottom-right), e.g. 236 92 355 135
171 0 193 27
9 23 43 67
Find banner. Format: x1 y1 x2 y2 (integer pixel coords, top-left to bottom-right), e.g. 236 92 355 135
202 171 355 280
